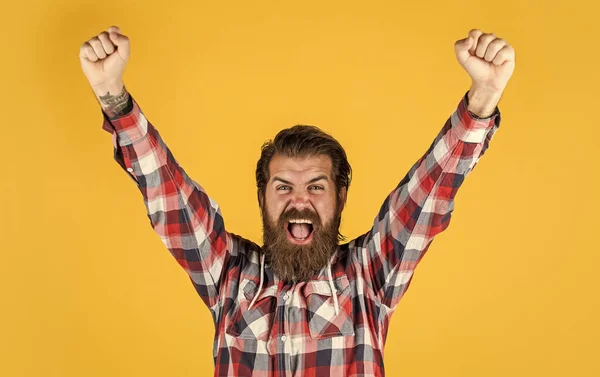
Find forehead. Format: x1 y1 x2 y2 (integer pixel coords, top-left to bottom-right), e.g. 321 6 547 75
268 154 332 182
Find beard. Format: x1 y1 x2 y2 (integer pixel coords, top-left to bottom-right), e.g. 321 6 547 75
261 201 342 283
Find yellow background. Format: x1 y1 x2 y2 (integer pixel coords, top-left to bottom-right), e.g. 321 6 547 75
1 0 598 376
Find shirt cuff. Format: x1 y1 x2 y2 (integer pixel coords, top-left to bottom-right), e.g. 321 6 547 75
451 91 501 143
101 96 148 146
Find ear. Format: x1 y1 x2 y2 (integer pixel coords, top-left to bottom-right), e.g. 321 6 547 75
338 186 347 210
258 190 264 209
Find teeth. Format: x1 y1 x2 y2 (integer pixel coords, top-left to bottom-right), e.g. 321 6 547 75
288 219 313 224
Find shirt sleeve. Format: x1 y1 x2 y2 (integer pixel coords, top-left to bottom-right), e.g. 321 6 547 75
101 95 232 310
349 90 501 310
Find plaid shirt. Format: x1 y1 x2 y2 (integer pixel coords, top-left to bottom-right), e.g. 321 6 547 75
101 91 501 377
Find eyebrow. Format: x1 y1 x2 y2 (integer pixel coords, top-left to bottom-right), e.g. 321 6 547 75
272 175 329 185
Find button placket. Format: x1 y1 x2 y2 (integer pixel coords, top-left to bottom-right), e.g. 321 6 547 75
279 284 292 359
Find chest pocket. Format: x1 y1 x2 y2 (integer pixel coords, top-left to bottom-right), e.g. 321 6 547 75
304 274 355 339
225 279 278 341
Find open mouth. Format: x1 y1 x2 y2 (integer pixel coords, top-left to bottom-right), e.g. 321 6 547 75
286 219 315 244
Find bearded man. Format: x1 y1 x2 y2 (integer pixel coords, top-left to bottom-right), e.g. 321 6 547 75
80 26 514 377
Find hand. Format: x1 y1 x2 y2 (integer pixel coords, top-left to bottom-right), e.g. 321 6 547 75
454 29 515 93
79 26 130 91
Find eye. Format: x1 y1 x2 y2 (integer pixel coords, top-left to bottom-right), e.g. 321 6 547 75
277 185 291 191
309 185 324 190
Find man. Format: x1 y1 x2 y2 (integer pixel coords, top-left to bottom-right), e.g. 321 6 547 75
80 26 514 376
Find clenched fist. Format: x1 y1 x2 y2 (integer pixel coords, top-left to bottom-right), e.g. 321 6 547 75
79 26 130 91
454 29 515 93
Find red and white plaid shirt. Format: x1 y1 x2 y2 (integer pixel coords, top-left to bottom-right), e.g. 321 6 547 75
101 91 500 377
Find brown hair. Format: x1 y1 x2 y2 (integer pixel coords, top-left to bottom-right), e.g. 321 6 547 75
256 125 352 241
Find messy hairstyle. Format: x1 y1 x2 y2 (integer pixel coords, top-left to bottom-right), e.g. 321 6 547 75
256 125 352 241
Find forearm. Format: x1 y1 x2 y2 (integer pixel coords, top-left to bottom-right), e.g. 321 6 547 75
99 92 231 309
467 85 503 119
93 80 133 119
355 91 501 307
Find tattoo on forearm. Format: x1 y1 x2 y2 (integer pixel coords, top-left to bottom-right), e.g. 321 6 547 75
99 85 132 119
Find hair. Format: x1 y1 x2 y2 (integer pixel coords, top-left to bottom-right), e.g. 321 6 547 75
256 125 352 241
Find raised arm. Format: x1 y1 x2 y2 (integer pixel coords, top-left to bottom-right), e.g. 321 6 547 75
349 29 515 309
80 26 233 310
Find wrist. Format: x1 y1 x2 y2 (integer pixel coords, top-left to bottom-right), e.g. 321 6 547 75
467 85 502 118
92 80 124 98
93 81 132 119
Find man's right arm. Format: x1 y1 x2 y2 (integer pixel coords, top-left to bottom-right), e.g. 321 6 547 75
97 82 233 311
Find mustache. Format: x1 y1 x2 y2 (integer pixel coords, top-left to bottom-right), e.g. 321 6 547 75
277 208 322 226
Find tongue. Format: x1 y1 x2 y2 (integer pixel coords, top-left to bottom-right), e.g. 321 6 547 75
290 223 310 239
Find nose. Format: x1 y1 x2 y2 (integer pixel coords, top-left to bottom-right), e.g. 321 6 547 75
289 189 311 210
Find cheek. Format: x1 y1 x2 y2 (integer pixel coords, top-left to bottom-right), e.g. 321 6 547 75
265 196 285 221
314 196 338 219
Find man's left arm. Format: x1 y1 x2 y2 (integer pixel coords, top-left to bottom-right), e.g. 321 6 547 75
350 29 516 310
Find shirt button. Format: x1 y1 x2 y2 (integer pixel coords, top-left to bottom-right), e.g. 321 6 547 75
126 168 134 172
281 335 287 342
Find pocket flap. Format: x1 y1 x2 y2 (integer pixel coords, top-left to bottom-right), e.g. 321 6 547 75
243 279 279 301
304 274 350 297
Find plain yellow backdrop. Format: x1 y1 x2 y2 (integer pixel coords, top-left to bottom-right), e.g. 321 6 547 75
1 0 598 376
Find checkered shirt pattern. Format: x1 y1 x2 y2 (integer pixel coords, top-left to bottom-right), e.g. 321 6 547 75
100 91 501 376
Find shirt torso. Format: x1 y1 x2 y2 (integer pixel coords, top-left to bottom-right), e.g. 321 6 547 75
212 235 387 377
